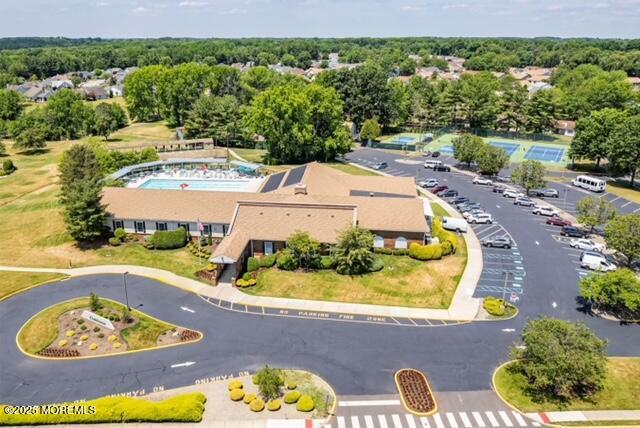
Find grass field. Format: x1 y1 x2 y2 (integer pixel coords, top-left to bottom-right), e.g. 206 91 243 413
326 162 380 176
245 241 467 309
230 148 268 163
494 358 640 412
18 297 174 354
0 272 69 300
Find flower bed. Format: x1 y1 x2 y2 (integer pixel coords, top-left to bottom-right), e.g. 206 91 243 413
395 369 437 415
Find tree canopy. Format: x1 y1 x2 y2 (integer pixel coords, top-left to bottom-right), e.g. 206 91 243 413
511 160 546 193
604 214 640 264
575 197 617 233
580 269 640 315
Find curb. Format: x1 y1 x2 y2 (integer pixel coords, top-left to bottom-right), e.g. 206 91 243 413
394 368 438 417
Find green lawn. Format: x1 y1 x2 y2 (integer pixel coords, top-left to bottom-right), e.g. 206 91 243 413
326 162 380 176
0 272 69 300
430 202 450 217
230 148 268 163
18 297 176 354
494 359 640 412
244 245 466 309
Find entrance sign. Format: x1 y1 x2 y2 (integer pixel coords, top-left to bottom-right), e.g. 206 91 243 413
81 310 115 330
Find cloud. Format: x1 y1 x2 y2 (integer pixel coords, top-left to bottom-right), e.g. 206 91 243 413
400 5 424 11
219 7 247 15
132 6 150 14
178 1 209 7
96 1 109 6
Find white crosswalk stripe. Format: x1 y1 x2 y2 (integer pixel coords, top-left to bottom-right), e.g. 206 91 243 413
512 411 528 427
419 416 431 428
364 415 374 428
391 414 403 428
446 412 459 428
405 414 418 428
459 412 472 428
499 410 514 427
472 411 487 427
378 414 389 428
351 415 361 428
433 413 446 428
338 416 346 428
485 411 500 427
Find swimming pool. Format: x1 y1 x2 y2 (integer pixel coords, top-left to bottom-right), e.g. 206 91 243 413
138 178 252 192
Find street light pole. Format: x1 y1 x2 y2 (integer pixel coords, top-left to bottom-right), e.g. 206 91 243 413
123 271 130 310
502 270 509 302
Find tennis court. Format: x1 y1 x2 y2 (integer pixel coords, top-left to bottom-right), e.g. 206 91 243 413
439 145 454 154
489 141 520 156
388 136 417 145
524 146 565 163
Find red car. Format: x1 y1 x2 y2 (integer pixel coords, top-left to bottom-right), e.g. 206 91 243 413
546 217 572 227
431 185 448 194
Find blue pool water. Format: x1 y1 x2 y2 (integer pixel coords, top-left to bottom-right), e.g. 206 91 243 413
138 179 251 192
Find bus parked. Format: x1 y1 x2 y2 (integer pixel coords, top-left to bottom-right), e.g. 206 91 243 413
572 175 606 193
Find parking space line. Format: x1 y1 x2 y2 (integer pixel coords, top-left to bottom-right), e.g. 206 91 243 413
622 201 632 208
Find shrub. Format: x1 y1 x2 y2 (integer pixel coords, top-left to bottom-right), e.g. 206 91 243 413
113 342 122 348
206 263 216 272
2 159 16 173
77 319 85 324
108 335 118 342
114 227 127 241
393 248 410 256
409 243 440 261
255 365 284 401
284 390 301 404
80 335 89 341
369 257 384 272
260 254 277 268
0 393 207 424
267 400 281 411
80 325 87 331
320 255 335 269
483 296 506 316
242 272 254 281
250 398 265 412
243 393 257 404
286 381 297 390
89 292 101 311
97 333 104 338
247 257 261 272
149 227 187 250
432 217 458 253
230 389 244 401
296 395 315 412
93 326 100 332
58 340 68 347
65 330 76 337
334 225 375 274
228 380 243 390
276 249 298 271
89 343 98 350
236 278 257 288
440 240 454 256
373 247 393 255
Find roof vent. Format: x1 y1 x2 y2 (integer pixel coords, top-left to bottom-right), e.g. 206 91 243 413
369 192 375 197
294 184 308 195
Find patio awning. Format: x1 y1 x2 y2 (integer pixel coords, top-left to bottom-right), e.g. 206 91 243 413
423 198 435 218
210 255 237 264
230 160 262 171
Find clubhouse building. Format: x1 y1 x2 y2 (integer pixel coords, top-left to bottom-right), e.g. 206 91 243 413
102 162 430 279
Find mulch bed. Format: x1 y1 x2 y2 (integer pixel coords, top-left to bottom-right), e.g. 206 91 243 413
395 369 437 415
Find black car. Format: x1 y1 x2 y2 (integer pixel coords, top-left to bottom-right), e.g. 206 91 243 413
433 164 451 172
492 185 506 194
431 151 441 158
482 236 512 249
439 189 458 197
561 226 589 238
452 197 470 206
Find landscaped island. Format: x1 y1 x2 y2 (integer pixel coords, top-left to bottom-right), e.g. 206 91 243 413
18 294 201 358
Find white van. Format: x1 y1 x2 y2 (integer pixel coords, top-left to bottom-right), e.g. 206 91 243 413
441 216 468 233
580 252 616 272
424 160 443 169
572 175 606 193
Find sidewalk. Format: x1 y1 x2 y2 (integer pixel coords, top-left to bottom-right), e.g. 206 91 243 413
527 409 640 425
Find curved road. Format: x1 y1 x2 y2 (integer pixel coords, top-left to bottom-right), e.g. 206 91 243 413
1 148 639 406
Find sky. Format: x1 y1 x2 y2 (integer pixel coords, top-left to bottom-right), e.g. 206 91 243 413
1 0 639 39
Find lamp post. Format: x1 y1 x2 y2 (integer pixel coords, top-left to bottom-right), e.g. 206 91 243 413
123 271 130 310
564 188 570 206
502 270 509 302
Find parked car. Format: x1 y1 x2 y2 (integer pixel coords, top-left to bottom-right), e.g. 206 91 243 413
570 238 605 252
467 213 493 224
532 206 559 216
495 175 511 183
580 252 616 271
373 162 388 170
481 236 512 249
452 197 470 205
503 189 524 198
514 197 535 207
531 188 559 198
424 159 443 169
441 216 468 233
473 176 493 185
462 209 485 219
433 164 451 172
422 150 432 156
431 151 441 158
459 203 483 213
431 185 448 194
561 226 589 238
418 179 439 188
547 217 572 227
492 185 506 194
439 189 458 198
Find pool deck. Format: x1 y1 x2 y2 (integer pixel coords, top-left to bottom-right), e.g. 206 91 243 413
127 173 266 193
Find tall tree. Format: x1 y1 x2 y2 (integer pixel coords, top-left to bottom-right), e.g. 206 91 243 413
93 102 127 140
570 108 628 167
604 214 640 264
476 144 510 175
44 89 92 140
580 269 640 315
359 118 381 143
334 226 375 275
607 115 640 187
157 63 211 126
452 133 485 167
458 72 499 129
185 94 243 146
524 90 557 134
286 231 321 269
496 81 528 132
0 89 23 121
124 65 164 122
511 317 607 401
59 144 103 191
575 197 617 233
511 160 546 193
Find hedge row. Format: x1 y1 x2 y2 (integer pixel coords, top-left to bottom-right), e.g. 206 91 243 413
0 393 206 425
483 296 506 316
432 217 459 253
149 227 188 250
247 254 277 272
373 247 410 256
409 243 444 261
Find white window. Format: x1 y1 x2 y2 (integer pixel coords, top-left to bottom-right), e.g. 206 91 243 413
373 235 385 248
156 222 168 231
264 241 274 255
395 237 408 249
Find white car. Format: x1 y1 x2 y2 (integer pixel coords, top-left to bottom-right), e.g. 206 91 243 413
466 213 494 224
571 239 605 252
463 209 486 219
418 179 439 188
503 189 524 198
532 206 559 216
473 176 493 185
580 252 616 271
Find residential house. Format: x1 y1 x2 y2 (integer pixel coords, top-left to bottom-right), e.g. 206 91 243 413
79 86 109 101
555 120 576 137
628 77 640 91
109 85 123 97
